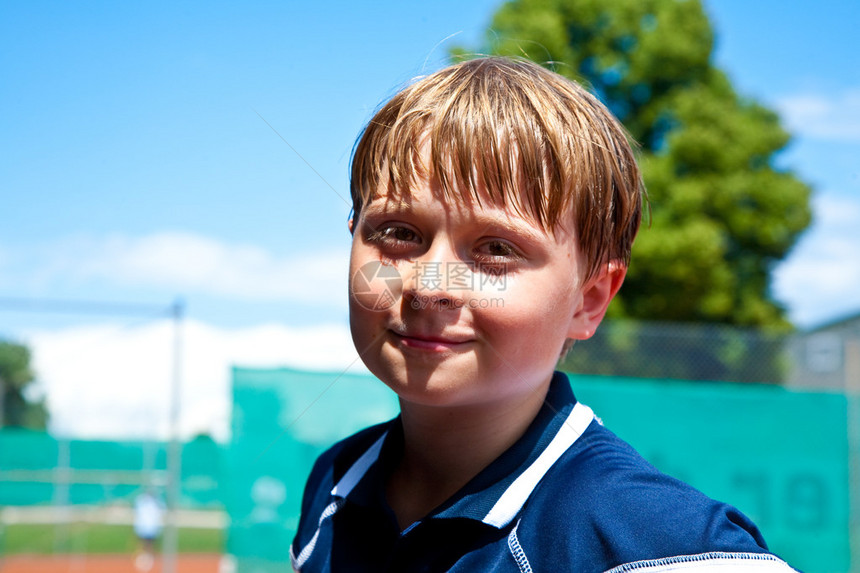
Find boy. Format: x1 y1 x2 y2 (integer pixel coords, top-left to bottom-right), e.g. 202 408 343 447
291 57 796 572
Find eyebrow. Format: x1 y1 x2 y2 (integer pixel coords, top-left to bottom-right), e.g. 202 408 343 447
472 214 548 245
361 199 414 216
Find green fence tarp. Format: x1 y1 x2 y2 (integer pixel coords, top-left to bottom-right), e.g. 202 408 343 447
224 367 398 568
573 375 851 572
0 430 221 507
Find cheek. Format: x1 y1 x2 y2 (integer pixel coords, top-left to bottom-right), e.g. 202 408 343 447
348 245 405 313
482 279 575 340
349 298 385 355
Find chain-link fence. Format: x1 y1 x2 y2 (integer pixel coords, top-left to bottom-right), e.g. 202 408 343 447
560 317 860 390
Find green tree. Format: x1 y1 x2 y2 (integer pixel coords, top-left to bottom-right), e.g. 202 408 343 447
0 340 48 429
457 0 811 328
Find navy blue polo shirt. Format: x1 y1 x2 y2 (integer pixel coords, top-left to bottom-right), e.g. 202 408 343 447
291 372 797 572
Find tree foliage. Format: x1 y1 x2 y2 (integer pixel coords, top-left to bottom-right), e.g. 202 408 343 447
0 340 48 429
456 0 811 328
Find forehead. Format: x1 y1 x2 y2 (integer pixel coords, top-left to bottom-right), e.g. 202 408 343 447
373 135 564 221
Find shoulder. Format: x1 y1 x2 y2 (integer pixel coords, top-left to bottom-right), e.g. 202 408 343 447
516 420 788 571
299 421 390 510
308 422 389 483
293 421 390 551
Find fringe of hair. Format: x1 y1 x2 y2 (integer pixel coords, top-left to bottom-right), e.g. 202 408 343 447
350 56 645 281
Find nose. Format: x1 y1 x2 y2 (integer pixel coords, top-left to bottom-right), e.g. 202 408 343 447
401 241 467 311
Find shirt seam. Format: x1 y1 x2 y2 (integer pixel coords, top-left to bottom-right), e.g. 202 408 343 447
506 519 533 573
293 499 344 570
603 551 793 572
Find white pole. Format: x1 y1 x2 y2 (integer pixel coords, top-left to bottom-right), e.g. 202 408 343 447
52 437 71 554
162 300 184 573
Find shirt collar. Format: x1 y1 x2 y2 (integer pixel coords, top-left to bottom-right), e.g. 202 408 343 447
329 372 596 529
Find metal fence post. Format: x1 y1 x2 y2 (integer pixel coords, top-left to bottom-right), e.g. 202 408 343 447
162 300 184 573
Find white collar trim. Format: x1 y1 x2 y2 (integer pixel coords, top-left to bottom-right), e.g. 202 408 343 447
482 401 595 527
330 431 388 498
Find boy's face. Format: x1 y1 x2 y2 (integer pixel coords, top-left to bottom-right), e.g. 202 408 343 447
348 174 613 410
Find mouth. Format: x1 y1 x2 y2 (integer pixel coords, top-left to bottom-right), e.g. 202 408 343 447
389 330 474 352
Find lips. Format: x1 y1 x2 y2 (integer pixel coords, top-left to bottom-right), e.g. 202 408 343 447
389 328 474 351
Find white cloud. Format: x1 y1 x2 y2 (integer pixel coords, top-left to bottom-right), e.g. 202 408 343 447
776 88 860 142
25 320 363 441
773 193 860 327
3 231 349 305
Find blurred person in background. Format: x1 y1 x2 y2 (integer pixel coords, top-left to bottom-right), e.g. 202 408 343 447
133 487 165 572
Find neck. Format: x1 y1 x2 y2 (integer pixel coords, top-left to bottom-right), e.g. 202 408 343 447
386 382 551 530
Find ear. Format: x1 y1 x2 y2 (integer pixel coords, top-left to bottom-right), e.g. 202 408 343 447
567 261 627 340
348 218 355 234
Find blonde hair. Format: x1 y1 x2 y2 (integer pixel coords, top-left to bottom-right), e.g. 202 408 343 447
350 56 645 281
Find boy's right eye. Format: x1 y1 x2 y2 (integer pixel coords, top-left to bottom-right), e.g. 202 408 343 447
365 225 420 247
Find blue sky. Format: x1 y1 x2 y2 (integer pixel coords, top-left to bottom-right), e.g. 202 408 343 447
1 1 858 437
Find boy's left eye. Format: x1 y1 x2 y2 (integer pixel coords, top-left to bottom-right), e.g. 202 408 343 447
475 240 519 260
484 241 513 257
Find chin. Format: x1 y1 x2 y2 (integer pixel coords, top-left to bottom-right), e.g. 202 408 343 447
366 354 483 408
